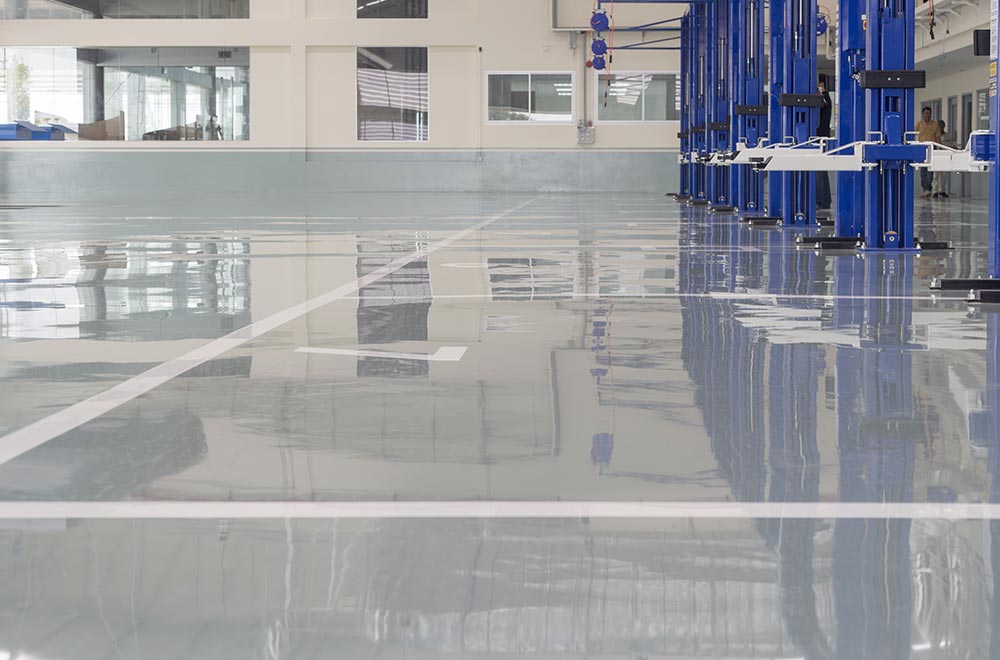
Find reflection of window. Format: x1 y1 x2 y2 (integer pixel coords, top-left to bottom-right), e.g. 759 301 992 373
0 0 248 19
597 72 679 122
487 73 574 123
357 0 427 18
357 47 428 141
0 47 250 141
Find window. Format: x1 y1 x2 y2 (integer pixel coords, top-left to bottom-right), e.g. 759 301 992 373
358 0 427 18
487 73 574 123
0 0 249 19
357 47 428 141
0 47 250 141
597 72 679 122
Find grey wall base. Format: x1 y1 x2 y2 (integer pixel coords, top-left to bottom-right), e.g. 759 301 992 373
1 149 679 200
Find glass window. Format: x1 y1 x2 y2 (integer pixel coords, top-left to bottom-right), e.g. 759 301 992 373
0 0 248 18
357 0 427 18
597 73 678 122
488 73 573 123
0 47 250 141
357 47 428 142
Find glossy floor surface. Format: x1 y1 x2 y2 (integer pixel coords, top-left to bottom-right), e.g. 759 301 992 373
1 193 998 658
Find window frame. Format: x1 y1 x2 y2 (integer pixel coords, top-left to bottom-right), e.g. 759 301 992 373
357 0 429 19
355 45 431 143
484 71 576 125
593 70 680 125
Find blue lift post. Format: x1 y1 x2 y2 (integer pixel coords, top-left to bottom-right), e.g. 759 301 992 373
858 0 925 250
708 0 737 212
689 2 711 205
675 13 693 200
778 0 821 226
835 0 866 239
730 0 768 216
766 0 787 221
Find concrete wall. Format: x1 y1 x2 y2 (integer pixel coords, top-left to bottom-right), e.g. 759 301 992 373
0 0 682 196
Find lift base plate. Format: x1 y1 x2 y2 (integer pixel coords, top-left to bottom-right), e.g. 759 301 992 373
743 216 783 227
916 240 953 251
709 205 738 214
688 198 711 207
968 289 1000 304
931 278 1000 291
795 236 861 250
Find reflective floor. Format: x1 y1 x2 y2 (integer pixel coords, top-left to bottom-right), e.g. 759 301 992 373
1 193 998 657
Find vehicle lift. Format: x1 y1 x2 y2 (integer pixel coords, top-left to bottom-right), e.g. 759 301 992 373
930 20 1000 300
673 0 991 254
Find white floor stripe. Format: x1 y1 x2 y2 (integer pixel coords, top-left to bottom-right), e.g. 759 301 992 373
0 199 537 467
0 501 997 520
334 293 947 303
296 346 468 362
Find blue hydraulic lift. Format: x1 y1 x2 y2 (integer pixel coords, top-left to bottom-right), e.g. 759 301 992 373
931 13 1000 296
773 0 820 227
835 0 866 239
706 0 737 212
729 0 767 215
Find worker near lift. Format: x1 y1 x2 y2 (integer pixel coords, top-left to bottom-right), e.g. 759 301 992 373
816 75 833 211
916 107 943 198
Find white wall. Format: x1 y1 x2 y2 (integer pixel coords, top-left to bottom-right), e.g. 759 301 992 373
0 0 682 151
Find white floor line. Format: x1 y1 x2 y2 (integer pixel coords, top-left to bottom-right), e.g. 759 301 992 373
0 501 998 520
296 346 468 362
0 199 537 467
334 292 947 303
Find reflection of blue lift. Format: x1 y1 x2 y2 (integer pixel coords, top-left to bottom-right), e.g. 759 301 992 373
0 121 76 141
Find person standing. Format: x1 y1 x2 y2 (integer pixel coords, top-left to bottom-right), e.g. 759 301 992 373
816 76 833 211
932 119 953 199
916 107 942 198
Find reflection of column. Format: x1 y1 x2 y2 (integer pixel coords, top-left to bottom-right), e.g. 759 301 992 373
209 66 218 116
832 254 915 660
765 342 832 660
127 72 145 140
356 240 432 378
988 313 1000 660
171 79 185 128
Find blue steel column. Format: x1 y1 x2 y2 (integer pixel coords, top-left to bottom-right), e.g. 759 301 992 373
767 0 786 218
690 3 710 204
678 13 692 199
731 0 766 213
781 0 819 226
705 0 720 206
836 0 866 237
709 0 734 211
862 0 918 249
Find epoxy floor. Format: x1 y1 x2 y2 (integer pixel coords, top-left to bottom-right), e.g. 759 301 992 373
0 193 998 658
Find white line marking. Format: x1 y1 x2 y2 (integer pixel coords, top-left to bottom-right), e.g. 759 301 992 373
0 199 536 467
0 501 997 520
296 346 467 362
322 292 949 303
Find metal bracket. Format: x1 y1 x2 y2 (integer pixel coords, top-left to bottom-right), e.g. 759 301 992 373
778 93 826 107
858 70 926 89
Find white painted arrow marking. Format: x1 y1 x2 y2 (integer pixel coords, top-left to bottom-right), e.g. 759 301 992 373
296 346 467 362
